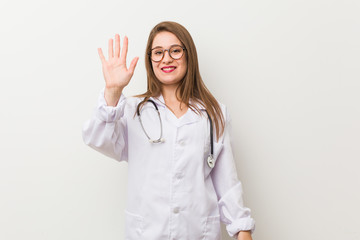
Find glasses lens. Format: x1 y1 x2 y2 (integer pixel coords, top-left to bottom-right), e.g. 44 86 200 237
170 46 184 59
151 48 163 62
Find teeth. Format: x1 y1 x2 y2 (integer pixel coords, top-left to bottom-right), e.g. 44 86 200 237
163 67 175 70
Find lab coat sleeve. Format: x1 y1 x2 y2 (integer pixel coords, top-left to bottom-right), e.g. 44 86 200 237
210 106 255 238
82 87 128 162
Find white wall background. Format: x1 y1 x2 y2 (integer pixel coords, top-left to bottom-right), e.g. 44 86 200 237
1 0 359 239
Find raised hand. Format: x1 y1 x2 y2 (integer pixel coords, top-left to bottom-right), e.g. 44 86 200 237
98 34 139 106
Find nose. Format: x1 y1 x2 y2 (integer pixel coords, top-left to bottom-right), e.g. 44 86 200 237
162 49 173 63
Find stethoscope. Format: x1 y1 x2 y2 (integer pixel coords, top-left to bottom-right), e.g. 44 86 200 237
136 99 215 168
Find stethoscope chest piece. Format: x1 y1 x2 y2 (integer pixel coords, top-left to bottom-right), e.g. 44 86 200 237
207 155 215 168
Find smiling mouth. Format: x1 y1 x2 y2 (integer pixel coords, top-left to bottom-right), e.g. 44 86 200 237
161 67 176 73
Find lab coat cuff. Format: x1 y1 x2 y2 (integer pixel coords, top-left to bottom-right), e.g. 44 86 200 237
218 182 255 237
227 217 256 238
95 87 126 123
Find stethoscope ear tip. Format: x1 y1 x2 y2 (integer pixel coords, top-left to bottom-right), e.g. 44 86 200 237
160 138 165 143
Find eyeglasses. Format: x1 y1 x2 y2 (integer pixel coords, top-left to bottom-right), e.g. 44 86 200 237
149 45 186 62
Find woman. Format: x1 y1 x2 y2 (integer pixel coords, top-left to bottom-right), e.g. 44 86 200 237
82 21 255 240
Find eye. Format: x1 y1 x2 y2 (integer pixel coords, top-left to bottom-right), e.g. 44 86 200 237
171 46 183 53
155 51 162 55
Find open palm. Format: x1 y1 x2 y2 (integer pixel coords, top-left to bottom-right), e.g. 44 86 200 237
98 34 139 90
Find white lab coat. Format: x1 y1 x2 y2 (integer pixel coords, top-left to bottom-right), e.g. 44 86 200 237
82 88 255 240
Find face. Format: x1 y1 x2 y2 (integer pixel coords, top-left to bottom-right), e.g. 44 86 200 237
151 31 187 87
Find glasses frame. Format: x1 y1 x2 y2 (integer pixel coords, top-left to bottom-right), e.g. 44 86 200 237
148 45 186 62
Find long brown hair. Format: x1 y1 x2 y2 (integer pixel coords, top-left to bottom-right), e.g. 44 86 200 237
135 21 225 140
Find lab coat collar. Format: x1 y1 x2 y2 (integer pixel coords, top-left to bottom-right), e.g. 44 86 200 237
149 94 207 127
149 94 166 108
149 94 206 110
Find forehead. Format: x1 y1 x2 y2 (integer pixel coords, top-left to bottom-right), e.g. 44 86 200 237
152 31 182 48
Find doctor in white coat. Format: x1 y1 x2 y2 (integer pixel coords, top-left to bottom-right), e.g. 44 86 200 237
82 21 255 240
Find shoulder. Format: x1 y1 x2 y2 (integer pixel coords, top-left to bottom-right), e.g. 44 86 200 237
124 95 143 106
213 99 230 123
218 101 227 114
192 97 227 115
122 95 146 114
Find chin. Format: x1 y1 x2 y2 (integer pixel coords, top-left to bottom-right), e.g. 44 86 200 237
159 78 182 86
156 74 184 86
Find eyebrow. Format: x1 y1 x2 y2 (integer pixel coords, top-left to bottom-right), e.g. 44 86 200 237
151 44 183 50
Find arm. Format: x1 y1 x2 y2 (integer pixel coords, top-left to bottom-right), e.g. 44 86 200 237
82 87 128 162
82 34 138 162
210 106 255 239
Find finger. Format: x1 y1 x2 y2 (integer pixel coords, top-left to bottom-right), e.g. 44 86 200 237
120 36 128 64
114 34 120 58
128 57 139 75
108 38 114 59
98 48 106 63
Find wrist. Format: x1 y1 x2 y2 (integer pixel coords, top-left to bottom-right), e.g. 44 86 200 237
104 87 124 107
105 86 124 95
237 230 252 240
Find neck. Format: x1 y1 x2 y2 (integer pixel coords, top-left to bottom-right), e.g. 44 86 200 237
161 83 180 103
161 83 188 111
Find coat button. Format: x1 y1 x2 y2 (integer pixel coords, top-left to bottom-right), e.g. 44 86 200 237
173 207 180 213
178 140 185 146
175 172 183 179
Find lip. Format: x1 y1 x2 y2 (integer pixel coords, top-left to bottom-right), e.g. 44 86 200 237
161 66 176 73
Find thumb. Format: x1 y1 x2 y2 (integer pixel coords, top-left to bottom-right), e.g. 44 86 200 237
129 57 139 75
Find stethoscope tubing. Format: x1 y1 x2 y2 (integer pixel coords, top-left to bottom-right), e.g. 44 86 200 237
137 99 215 167
137 99 164 143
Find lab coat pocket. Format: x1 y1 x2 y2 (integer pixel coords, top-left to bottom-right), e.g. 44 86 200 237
124 210 144 240
204 215 221 240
